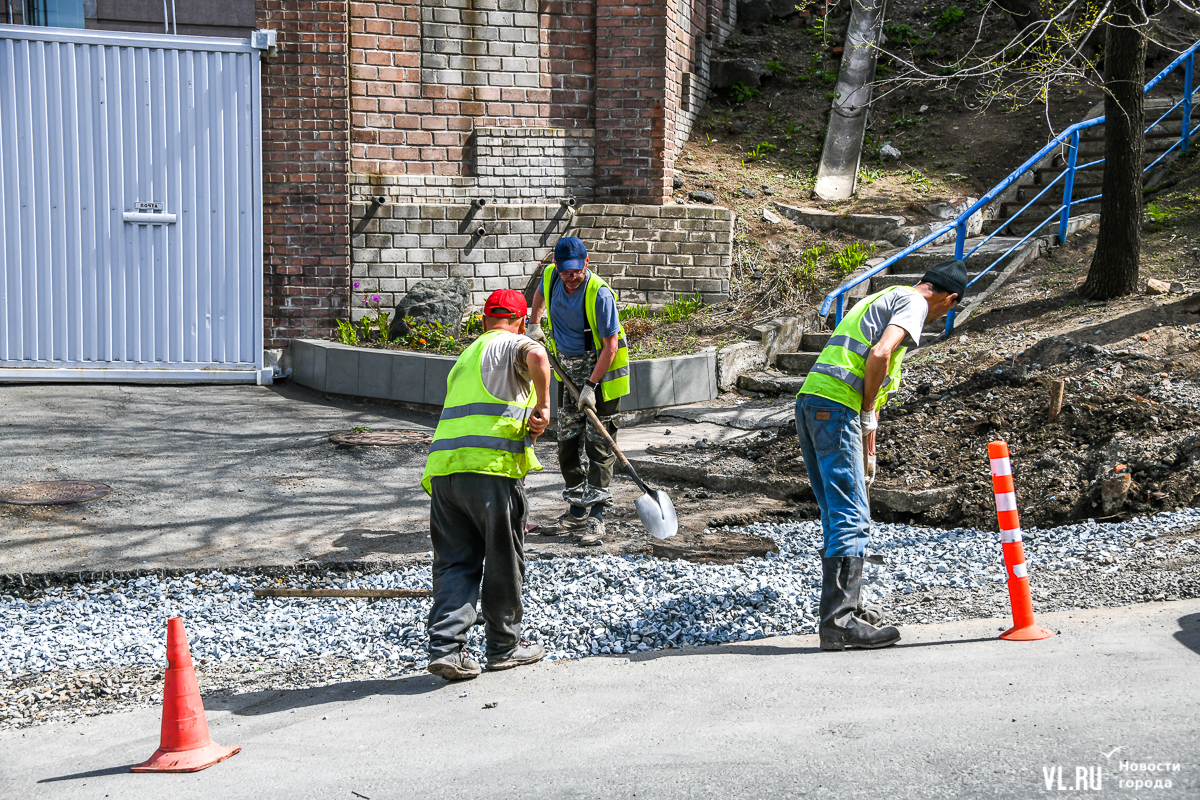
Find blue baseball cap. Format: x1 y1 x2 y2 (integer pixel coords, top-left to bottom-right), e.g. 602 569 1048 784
554 236 588 272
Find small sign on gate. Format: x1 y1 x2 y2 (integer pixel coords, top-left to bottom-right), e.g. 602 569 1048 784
134 201 165 212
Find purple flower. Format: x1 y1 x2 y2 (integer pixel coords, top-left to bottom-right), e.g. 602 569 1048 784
371 294 380 303
353 281 360 288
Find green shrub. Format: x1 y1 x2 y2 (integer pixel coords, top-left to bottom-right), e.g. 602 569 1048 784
659 293 704 324
619 304 652 321
744 141 779 163
730 82 760 103
766 60 789 74
932 5 964 32
831 243 875 276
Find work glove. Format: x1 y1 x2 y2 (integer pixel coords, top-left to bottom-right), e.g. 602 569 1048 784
526 321 545 344
859 407 878 433
863 449 877 488
577 381 598 412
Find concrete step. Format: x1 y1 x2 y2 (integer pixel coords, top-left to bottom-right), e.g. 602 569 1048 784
870 269 1000 295
774 352 818 375
738 371 807 395
888 236 1027 273
801 332 831 352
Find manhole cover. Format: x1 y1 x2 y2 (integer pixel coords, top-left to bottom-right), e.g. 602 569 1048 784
0 481 112 506
328 429 432 447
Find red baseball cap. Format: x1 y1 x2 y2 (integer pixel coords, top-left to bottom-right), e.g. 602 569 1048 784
483 288 528 318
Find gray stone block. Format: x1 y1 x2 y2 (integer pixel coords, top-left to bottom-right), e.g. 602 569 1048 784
325 345 360 396
633 358 675 410
389 352 427 404
423 355 456 405
358 350 394 399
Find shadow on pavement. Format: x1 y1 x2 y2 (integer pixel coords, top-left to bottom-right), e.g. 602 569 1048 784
626 634 999 662
205 672 445 717
38 764 141 783
1174 612 1200 656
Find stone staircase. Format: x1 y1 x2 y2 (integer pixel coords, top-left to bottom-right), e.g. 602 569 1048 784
737 96 1192 394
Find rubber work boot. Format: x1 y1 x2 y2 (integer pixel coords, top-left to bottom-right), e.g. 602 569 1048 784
819 557 901 651
427 648 482 681
485 639 546 671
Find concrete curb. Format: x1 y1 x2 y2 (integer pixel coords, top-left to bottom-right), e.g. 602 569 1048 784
291 340 720 412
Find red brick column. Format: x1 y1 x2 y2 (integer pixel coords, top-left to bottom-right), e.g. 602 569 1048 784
257 0 351 348
593 0 669 203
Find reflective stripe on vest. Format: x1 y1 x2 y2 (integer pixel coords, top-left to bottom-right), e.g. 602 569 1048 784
438 401 531 421
420 329 542 494
799 286 913 412
541 265 632 400
428 434 534 453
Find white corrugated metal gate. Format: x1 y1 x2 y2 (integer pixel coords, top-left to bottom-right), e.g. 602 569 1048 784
0 26 265 383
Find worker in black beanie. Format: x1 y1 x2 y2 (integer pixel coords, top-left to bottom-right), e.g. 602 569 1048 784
795 259 964 651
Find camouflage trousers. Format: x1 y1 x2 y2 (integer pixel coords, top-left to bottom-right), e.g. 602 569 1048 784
556 352 620 507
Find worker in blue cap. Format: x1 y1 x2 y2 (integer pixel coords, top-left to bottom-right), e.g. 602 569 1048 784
527 237 632 545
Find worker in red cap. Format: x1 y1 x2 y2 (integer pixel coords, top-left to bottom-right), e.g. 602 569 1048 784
420 288 552 681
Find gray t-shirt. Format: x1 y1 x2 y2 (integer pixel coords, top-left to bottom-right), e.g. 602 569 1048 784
859 289 929 348
480 331 541 403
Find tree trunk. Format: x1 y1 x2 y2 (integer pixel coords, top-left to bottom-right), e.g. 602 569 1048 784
1079 0 1147 300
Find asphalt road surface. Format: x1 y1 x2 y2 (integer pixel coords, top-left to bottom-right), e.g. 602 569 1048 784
4 601 1198 800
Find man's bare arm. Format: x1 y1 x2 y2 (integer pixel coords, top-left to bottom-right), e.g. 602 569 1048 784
861 324 908 412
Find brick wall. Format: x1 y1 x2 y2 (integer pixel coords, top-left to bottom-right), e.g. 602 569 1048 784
350 201 732 315
258 0 352 348
574 204 732 303
349 202 574 311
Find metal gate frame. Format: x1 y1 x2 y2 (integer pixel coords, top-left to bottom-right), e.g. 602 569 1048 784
0 25 266 384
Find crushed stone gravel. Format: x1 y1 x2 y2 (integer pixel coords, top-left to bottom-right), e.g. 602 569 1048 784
3 508 1198 729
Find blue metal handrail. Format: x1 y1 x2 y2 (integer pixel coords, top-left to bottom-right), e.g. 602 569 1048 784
819 37 1200 336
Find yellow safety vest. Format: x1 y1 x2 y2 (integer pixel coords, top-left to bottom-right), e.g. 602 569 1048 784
799 286 913 412
421 330 543 494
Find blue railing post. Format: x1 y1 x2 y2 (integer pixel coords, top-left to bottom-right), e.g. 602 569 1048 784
835 292 845 324
953 220 967 261
943 307 957 337
1058 130 1080 244
1184 52 1194 153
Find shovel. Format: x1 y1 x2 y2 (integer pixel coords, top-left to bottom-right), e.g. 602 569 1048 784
545 351 678 539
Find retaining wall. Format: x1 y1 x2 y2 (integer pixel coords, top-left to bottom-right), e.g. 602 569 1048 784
291 339 718 411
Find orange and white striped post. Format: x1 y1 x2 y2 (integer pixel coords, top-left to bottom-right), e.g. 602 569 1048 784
988 441 1053 641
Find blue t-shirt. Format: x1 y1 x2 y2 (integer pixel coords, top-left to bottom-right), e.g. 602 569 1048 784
539 272 620 357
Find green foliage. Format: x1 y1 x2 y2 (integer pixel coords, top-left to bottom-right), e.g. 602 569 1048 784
903 168 932 191
883 23 917 45
730 82 760 103
618 304 653 321
888 109 921 132
931 5 964 32
782 120 802 141
397 316 461 354
1145 203 1170 224
923 48 939 59
857 166 883 185
814 70 838 86
461 312 485 337
793 243 828 290
334 319 360 347
831 243 876 276
743 141 778 163
766 60 789 74
659 293 705 324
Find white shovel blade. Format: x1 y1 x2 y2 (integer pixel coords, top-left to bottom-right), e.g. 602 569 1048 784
635 490 678 539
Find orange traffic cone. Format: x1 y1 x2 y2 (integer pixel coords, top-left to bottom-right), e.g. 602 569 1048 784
131 617 241 773
988 441 1053 641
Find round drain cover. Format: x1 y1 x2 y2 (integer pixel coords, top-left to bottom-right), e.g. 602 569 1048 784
0 481 112 506
328 429 432 447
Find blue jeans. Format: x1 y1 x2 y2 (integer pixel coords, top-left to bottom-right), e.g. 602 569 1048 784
795 394 871 558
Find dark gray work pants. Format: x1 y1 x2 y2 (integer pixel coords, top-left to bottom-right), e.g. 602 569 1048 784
427 472 527 661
